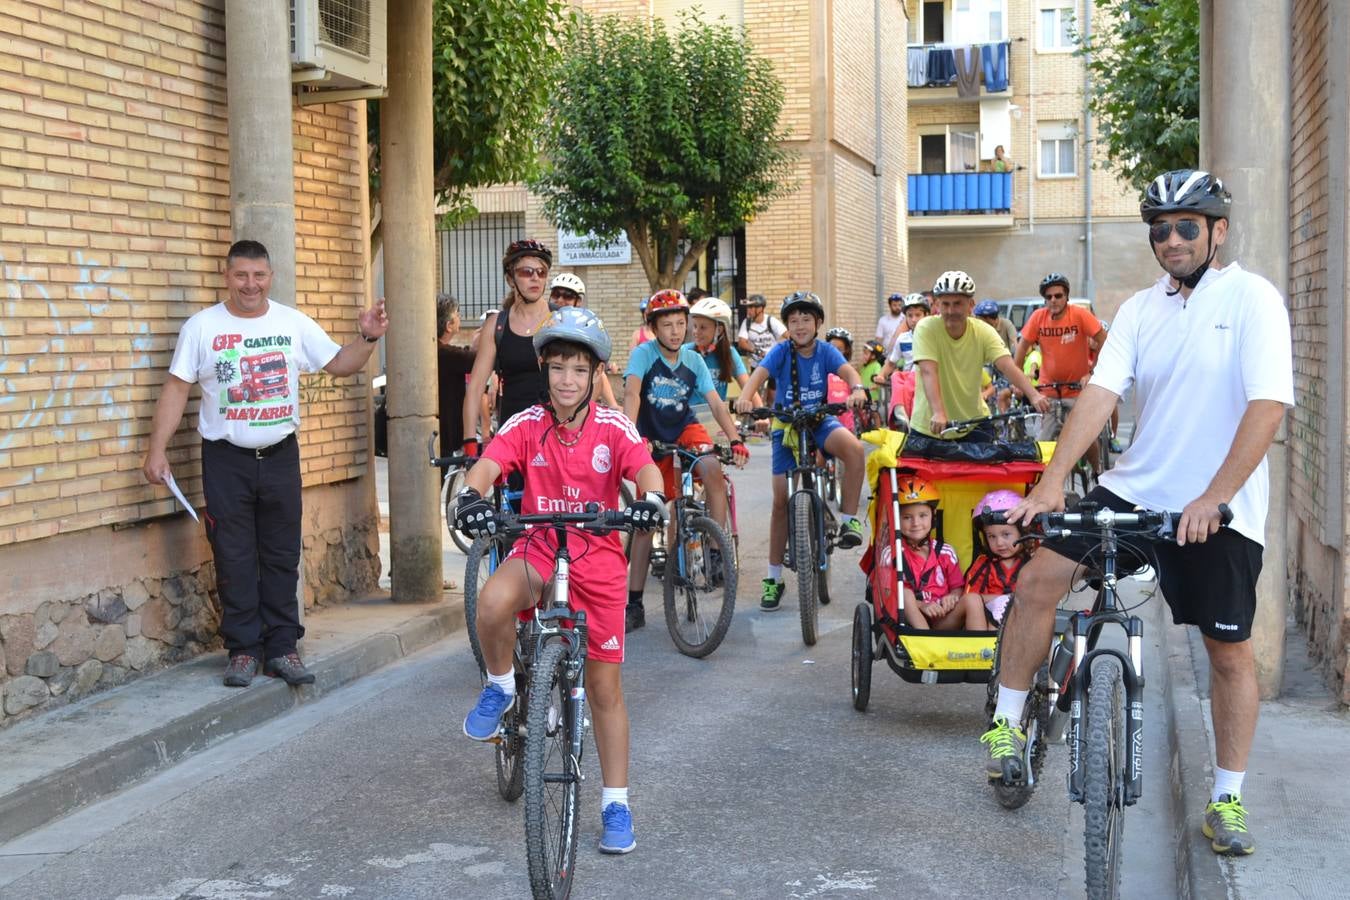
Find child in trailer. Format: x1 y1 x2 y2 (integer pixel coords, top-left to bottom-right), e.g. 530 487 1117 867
963 489 1034 627
895 476 987 630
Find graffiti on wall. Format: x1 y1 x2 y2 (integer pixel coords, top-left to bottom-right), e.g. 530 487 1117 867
0 251 156 459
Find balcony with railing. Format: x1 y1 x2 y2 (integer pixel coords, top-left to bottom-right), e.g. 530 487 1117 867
906 172 1014 230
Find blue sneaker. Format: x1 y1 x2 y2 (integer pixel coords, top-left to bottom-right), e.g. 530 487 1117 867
598 802 636 854
463 684 513 741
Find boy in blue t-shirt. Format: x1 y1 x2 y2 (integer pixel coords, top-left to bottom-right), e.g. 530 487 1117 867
623 289 749 630
735 291 869 610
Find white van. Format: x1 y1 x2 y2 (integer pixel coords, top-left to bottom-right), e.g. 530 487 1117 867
995 297 1096 331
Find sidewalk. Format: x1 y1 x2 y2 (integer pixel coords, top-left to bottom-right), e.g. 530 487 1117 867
1165 609 1350 898
0 458 471 846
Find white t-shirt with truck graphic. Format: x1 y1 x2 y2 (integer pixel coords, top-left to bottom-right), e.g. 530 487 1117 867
169 300 341 449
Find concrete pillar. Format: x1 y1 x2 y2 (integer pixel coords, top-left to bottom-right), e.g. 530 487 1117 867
381 0 441 603
1200 0 1292 698
224 0 305 630
225 0 297 307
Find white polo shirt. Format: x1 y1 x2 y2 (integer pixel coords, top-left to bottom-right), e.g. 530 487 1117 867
1090 263 1294 545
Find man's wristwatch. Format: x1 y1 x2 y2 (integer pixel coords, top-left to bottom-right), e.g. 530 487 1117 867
361 332 379 343
851 384 867 393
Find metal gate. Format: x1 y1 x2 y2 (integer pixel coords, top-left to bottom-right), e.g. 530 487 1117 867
439 213 524 321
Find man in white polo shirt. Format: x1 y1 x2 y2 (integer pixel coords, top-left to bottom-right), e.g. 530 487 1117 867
980 170 1293 858
142 240 388 688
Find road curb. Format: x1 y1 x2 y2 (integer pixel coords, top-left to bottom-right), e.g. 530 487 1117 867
1159 611 1230 899
0 603 462 845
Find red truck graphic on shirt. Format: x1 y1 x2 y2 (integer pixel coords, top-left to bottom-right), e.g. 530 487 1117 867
226 351 289 403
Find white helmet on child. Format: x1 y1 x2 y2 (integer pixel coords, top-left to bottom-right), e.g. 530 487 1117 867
689 297 733 331
548 272 586 297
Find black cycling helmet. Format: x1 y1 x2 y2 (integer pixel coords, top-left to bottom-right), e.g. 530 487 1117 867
781 290 825 321
1139 170 1232 223
502 238 553 273
1140 170 1232 292
1039 272 1071 297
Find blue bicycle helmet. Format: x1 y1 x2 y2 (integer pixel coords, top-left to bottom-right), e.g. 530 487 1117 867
973 299 1000 317
533 307 613 362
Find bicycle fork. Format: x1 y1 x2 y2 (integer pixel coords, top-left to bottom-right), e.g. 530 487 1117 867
1063 616 1146 806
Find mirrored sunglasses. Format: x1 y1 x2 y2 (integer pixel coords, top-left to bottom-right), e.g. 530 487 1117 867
1148 219 1202 244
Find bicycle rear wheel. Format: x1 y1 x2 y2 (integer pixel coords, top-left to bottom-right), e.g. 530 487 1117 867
495 635 528 801
985 600 1051 810
463 536 501 679
523 642 580 900
1083 655 1125 899
663 515 737 658
791 492 820 646
442 468 473 554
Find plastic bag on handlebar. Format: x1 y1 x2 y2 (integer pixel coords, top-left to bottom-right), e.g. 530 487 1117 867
899 432 1043 463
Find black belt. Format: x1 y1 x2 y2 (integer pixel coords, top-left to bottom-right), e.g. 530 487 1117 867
206 432 297 459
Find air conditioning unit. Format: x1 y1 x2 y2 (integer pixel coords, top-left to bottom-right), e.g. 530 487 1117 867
290 0 387 95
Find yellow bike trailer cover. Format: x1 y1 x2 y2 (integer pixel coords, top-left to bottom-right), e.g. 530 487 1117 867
894 628 997 671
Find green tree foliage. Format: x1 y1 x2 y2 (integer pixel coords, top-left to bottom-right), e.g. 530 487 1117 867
369 0 568 226
1078 0 1199 192
533 12 795 289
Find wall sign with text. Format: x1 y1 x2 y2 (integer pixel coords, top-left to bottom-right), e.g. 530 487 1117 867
557 229 632 266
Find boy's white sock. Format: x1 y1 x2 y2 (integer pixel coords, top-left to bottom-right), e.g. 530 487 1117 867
767 564 783 582
601 786 629 808
993 685 1029 724
1212 766 1245 802
487 669 515 698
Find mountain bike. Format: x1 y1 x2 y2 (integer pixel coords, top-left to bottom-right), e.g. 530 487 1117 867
982 501 1231 899
749 402 850 646
487 506 633 900
648 442 738 658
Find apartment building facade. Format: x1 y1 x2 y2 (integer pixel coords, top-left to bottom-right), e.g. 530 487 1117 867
903 0 1155 319
442 0 911 368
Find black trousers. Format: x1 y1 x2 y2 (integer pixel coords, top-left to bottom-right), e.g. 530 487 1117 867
201 435 305 659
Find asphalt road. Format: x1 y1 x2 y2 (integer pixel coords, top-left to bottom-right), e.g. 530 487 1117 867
1 448 1181 900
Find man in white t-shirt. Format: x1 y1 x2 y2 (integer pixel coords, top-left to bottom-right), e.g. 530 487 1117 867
735 293 785 364
142 240 388 688
982 171 1294 859
874 292 906 351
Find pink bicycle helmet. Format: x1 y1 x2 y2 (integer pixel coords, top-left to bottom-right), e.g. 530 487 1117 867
973 489 1023 520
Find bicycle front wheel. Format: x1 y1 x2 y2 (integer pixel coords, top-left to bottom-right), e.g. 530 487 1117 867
663 515 737 658
442 468 473 554
791 492 820 646
1083 655 1125 899
523 642 581 900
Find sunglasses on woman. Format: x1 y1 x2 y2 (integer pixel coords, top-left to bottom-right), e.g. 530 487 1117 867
1148 219 1203 244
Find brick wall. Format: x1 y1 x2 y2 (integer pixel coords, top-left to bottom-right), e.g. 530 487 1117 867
1287 0 1347 704
0 1 380 726
0 3 371 545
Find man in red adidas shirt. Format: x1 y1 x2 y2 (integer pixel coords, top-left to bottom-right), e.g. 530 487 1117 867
455 308 665 856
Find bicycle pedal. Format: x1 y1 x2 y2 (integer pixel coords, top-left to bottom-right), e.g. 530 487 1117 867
1000 756 1024 787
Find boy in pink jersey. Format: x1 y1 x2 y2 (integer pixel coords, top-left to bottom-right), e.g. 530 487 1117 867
456 308 665 856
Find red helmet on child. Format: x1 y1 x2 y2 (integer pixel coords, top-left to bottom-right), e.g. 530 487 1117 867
897 476 940 507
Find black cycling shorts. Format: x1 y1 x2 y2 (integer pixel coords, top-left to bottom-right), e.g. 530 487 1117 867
1039 487 1263 643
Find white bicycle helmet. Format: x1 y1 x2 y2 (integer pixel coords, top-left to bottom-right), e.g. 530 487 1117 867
548 272 586 297
689 296 733 331
933 270 976 296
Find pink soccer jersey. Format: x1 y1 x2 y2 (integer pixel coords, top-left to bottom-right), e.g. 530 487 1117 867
483 403 653 547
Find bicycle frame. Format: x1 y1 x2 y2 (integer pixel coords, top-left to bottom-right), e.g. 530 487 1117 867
529 524 589 774
652 443 731 576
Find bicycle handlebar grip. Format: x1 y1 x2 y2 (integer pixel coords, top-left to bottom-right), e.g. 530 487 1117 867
1218 503 1233 526
978 509 1010 526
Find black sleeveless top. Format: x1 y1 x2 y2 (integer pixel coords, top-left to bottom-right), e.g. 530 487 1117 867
496 312 546 425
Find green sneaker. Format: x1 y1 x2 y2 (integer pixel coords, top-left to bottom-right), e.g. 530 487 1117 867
1203 794 1255 856
980 715 1027 781
759 578 785 611
837 518 864 549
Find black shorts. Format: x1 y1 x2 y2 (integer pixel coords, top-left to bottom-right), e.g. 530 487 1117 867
1039 487 1264 643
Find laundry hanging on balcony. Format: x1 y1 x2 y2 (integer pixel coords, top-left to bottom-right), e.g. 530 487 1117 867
906 42 1011 94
